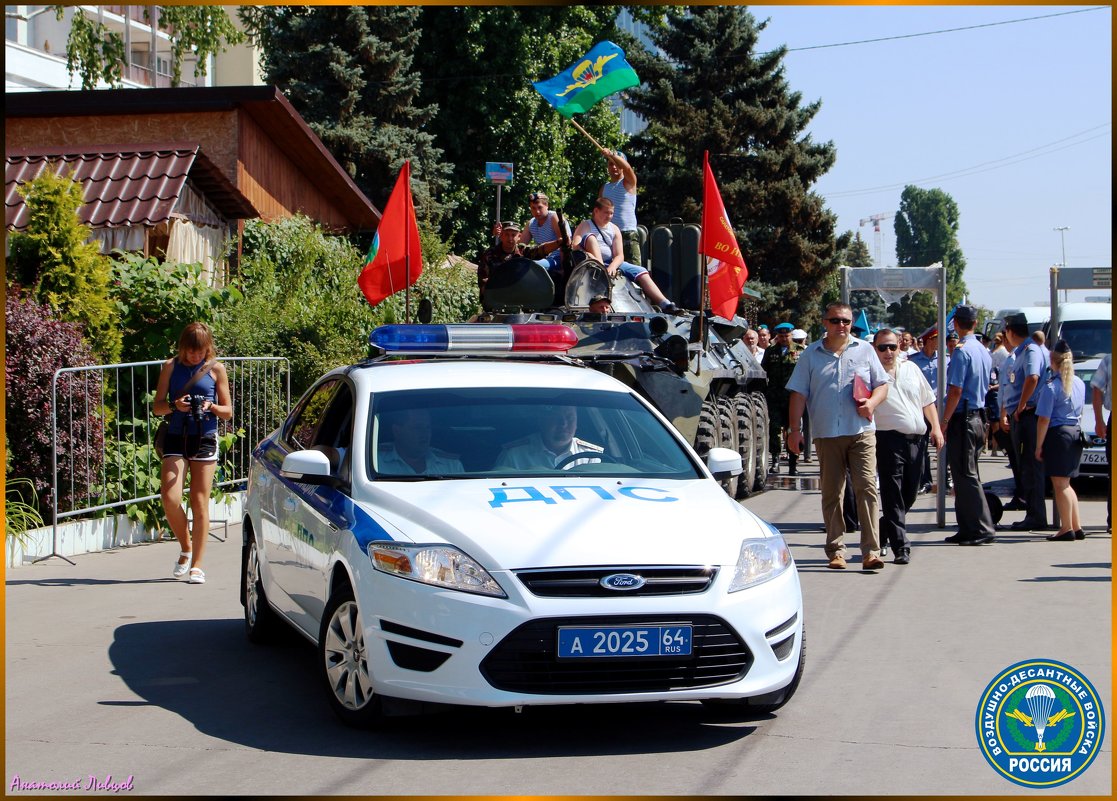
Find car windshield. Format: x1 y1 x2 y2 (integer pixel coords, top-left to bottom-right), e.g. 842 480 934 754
367 387 702 480
1057 320 1111 360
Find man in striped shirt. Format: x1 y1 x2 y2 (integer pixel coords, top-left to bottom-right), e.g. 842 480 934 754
598 149 642 266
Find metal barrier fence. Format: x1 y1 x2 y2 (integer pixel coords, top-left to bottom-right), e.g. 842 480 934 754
43 357 289 563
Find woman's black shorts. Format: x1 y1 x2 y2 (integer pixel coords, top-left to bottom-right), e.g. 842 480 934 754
1042 425 1083 478
161 431 218 462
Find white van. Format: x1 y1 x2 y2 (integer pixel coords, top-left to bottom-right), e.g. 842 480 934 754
1046 301 1111 361
984 306 1049 341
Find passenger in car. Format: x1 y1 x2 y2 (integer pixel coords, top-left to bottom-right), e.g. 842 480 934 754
376 409 464 475
495 406 603 469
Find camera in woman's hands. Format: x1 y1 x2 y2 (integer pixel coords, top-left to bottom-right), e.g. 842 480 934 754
187 394 208 423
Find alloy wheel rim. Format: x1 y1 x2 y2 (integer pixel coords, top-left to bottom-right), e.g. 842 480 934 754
324 601 373 710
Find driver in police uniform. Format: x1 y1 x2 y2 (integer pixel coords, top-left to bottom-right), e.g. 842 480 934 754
496 406 603 469
377 409 464 475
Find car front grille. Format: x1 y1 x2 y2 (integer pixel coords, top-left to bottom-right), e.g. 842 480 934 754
514 566 717 597
479 614 751 694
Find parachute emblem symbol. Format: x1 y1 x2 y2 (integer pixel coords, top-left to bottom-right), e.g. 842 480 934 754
1003 684 1077 752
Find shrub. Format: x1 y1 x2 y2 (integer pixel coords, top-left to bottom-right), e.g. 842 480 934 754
5 293 103 517
7 170 122 363
109 251 243 362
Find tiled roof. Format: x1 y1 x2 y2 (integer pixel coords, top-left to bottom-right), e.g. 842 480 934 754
5 144 257 231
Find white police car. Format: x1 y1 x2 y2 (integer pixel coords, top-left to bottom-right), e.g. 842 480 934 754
241 324 803 727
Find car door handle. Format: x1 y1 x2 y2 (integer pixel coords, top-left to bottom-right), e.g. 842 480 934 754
282 497 298 512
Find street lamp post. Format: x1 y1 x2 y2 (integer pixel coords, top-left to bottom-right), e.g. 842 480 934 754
1054 226 1070 301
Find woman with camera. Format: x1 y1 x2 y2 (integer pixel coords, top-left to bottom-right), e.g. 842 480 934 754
153 322 232 584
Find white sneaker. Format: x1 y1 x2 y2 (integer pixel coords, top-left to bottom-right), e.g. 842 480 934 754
188 567 206 585
173 552 192 579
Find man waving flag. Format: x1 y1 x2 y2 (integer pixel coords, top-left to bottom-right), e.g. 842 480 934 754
359 161 423 307
700 152 748 320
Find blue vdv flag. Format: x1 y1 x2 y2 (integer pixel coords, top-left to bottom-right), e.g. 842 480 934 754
533 41 640 118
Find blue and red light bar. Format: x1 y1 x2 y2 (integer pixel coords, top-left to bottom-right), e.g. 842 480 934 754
368 324 578 354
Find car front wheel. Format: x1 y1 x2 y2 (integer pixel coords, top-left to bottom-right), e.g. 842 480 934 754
318 583 383 728
244 536 280 643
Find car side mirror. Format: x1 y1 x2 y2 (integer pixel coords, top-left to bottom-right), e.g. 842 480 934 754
281 450 341 487
706 447 742 480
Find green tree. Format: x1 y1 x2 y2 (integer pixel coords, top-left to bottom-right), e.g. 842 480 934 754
889 185 968 332
415 6 627 257
7 170 121 363
623 6 838 320
52 5 243 89
239 6 451 226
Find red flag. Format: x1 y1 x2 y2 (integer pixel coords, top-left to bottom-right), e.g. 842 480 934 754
700 152 748 320
359 161 423 307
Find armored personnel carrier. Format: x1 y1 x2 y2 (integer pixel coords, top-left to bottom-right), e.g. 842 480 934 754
473 221 770 498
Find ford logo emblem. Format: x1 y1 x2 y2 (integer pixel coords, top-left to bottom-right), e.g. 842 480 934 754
600 573 646 591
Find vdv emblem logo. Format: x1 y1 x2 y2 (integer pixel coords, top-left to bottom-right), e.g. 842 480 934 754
600 573 646 591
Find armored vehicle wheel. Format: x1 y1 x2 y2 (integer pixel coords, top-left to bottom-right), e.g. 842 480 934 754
716 397 740 498
751 393 770 492
734 395 756 498
695 398 721 470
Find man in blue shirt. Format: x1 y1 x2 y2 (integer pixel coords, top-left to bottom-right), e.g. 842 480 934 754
910 328 947 492
1002 312 1051 530
786 302 891 571
942 305 996 544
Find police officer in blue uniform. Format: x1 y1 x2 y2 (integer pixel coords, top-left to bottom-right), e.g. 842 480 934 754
1002 312 1051 530
942 305 996 544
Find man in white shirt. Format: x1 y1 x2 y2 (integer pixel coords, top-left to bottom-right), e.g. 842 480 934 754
377 409 464 475
872 328 944 564
496 406 603 469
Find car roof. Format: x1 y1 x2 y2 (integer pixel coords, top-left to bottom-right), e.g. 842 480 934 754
344 358 633 394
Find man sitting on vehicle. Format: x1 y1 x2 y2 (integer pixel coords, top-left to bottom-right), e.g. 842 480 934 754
516 191 569 277
376 409 464 476
495 406 603 470
572 197 678 314
477 220 562 298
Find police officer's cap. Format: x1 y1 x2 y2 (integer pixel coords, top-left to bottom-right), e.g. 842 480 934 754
791 328 807 341
953 304 978 324
773 322 794 332
1004 312 1028 327
946 330 960 340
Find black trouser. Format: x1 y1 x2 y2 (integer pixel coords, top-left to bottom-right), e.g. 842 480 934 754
995 423 1022 499
767 391 798 470
947 411 995 537
1107 415 1112 528
876 429 925 549
842 471 858 531
1011 409 1048 526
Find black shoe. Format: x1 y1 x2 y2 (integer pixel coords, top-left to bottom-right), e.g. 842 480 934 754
768 465 779 474
787 465 797 476
894 548 910 565
919 483 932 495
1046 530 1075 541
944 532 970 543
1003 499 1027 511
1074 529 1086 540
659 302 680 315
959 534 996 546
1010 519 1038 531
880 545 889 557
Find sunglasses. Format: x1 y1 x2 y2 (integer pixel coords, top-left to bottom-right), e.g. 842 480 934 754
826 318 853 325
876 344 899 352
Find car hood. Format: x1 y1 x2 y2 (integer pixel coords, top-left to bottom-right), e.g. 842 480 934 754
355 478 771 569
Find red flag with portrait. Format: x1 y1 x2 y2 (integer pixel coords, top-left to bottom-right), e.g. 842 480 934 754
700 152 748 320
359 161 423 307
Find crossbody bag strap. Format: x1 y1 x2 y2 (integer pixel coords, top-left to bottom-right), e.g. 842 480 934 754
171 358 217 402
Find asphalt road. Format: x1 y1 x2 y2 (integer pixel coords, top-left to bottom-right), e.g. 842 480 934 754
5 453 1111 795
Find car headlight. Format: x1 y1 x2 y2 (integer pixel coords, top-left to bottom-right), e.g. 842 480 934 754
728 534 793 592
368 541 506 598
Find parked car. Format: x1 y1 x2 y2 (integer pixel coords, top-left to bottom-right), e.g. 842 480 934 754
1074 358 1108 477
241 324 804 727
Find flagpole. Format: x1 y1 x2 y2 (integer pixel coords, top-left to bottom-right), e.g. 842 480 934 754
699 152 710 360
404 161 411 324
567 118 607 151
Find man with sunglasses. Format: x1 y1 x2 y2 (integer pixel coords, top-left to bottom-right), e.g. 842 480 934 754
872 329 944 564
942 305 997 545
786 302 891 571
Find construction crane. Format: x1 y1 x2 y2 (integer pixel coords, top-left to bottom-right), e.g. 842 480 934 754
859 212 890 268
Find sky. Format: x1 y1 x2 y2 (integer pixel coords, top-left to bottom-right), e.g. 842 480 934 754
746 4 1112 313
